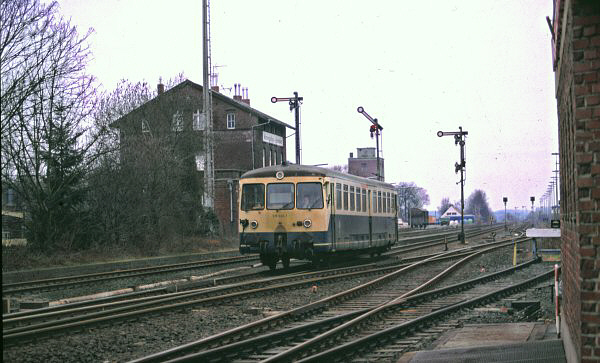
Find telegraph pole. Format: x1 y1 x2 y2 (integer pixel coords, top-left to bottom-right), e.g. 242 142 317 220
271 93 303 164
202 0 214 208
437 127 468 243
357 106 383 181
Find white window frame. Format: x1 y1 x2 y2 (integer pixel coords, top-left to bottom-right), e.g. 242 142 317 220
195 153 205 171
226 112 235 129
142 119 150 133
193 109 205 130
172 111 184 132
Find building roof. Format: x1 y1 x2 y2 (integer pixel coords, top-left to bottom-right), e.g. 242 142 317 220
440 205 461 218
109 79 294 130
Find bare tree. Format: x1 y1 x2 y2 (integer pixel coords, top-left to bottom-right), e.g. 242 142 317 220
1 0 97 251
438 197 452 216
87 76 215 252
465 189 492 223
395 182 429 221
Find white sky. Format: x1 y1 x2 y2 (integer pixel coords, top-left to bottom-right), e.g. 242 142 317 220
56 0 559 212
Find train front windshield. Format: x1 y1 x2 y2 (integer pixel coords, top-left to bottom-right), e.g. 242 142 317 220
241 184 265 210
267 183 295 210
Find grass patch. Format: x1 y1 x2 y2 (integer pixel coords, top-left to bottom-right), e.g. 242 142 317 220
2 236 239 272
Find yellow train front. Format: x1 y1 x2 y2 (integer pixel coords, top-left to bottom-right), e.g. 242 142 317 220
239 165 398 270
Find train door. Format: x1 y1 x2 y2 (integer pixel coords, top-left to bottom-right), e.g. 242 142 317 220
368 190 372 247
394 192 399 243
330 181 336 251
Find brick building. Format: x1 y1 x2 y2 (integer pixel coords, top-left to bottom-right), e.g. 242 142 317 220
347 147 385 180
110 79 294 237
551 0 600 361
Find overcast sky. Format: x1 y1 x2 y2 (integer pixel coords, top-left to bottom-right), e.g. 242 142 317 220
56 0 559 212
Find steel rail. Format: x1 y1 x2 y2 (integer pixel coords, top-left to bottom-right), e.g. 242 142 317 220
157 257 541 363
2 255 259 295
129 237 530 363
295 265 555 362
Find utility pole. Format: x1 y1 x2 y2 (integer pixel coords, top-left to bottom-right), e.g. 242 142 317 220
437 127 468 243
271 93 303 164
357 106 383 181
202 0 214 208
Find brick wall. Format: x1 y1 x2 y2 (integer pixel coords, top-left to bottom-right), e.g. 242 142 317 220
554 1 600 361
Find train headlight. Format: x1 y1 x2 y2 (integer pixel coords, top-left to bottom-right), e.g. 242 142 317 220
250 220 258 229
303 219 312 228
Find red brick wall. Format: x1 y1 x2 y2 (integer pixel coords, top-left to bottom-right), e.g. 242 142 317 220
554 1 600 361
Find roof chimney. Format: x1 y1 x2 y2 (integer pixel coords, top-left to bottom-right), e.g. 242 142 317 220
233 83 242 101
241 87 250 105
350 152 354 158
157 78 165 94
211 85 220 92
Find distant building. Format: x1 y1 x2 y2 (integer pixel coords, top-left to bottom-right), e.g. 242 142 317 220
110 79 294 237
440 205 460 218
347 147 384 180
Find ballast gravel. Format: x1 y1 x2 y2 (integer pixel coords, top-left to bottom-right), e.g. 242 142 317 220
3 240 558 363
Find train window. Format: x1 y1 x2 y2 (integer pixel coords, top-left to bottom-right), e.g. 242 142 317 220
343 185 348 210
378 191 382 213
386 192 390 213
336 183 342 210
297 182 323 209
356 187 361 212
362 189 367 212
371 190 377 213
383 192 387 213
349 186 355 211
267 183 294 210
241 184 265 211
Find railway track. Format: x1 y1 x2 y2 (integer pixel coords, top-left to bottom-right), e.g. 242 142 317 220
292 263 554 363
2 255 260 296
2 236 528 347
127 237 532 362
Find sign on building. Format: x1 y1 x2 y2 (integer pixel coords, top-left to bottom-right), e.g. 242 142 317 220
262 131 283 147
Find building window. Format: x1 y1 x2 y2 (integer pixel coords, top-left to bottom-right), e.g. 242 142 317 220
271 149 275 166
142 119 150 133
262 148 266 167
227 112 235 129
172 111 184 132
195 153 205 171
193 109 205 130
